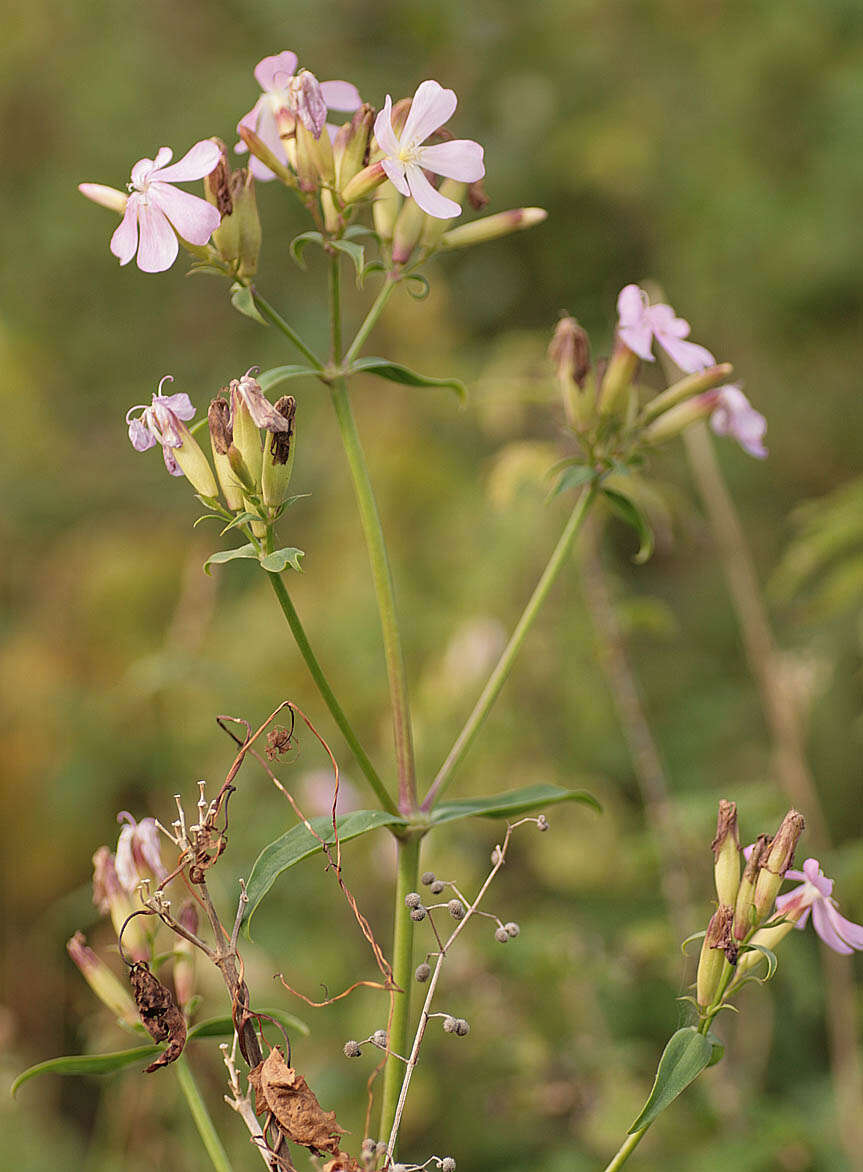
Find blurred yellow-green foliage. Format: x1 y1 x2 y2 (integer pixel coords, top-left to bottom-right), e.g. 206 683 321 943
2 1 862 1170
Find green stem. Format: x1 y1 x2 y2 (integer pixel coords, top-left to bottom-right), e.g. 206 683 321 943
343 276 398 367
251 290 325 372
602 1126 649 1172
174 1054 234 1172
266 570 397 814
329 258 418 812
378 834 421 1142
424 483 598 809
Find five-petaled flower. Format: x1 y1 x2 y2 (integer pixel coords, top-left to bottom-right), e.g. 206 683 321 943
617 284 716 373
236 51 361 181
102 141 222 273
373 80 485 218
775 858 863 955
710 384 768 459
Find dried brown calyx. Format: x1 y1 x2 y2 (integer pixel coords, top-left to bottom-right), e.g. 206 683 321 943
129 961 187 1072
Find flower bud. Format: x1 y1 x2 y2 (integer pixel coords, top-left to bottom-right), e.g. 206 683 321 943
172 901 199 1010
733 833 770 939
208 397 244 509
236 125 297 187
599 339 641 416
392 195 428 265
170 422 220 499
548 315 592 430
341 161 387 207
438 207 547 251
334 104 374 193
733 919 796 978
229 386 263 489
753 810 806 922
711 800 740 908
419 180 467 249
641 390 721 447
262 395 297 508
78 183 128 215
67 932 139 1024
295 119 335 191
696 904 735 1009
641 364 735 424
372 177 401 240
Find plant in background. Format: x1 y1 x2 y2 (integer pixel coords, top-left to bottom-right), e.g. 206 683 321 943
13 43 859 1172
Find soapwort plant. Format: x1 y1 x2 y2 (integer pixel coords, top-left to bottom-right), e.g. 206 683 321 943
13 45 861 1172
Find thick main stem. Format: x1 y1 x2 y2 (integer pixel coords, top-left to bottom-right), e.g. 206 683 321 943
175 1054 235 1172
329 258 418 813
424 484 598 808
379 834 421 1143
266 571 396 814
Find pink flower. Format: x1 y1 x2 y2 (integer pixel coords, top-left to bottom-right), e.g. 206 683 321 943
616 284 716 373
107 142 222 273
236 51 361 181
775 858 863 955
126 377 196 476
709 384 768 459
115 813 167 892
373 80 485 218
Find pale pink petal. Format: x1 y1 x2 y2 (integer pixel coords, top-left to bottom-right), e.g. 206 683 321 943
254 51 297 92
153 139 220 183
794 905 812 929
128 417 156 452
115 824 137 891
236 97 265 142
417 139 485 182
135 202 179 273
241 103 287 181
158 391 196 421
825 904 863 949
648 303 691 339
381 156 410 197
658 334 716 373
374 96 401 156
404 163 461 218
320 79 361 111
804 859 833 896
131 151 171 187
135 818 167 878
812 900 854 954
617 284 648 328
618 322 655 362
402 80 458 147
110 197 140 265
150 183 221 245
162 445 183 476
784 868 806 882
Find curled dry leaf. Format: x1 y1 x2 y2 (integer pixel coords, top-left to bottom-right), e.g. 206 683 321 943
129 962 187 1072
252 1047 347 1155
324 1154 363 1172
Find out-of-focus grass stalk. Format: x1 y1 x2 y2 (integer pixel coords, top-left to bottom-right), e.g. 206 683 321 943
174 1055 234 1172
684 420 863 1169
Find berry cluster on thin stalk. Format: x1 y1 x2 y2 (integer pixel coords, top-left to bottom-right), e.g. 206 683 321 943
343 817 544 1169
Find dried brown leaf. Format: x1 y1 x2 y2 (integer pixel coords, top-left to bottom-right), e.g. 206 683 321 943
259 1048 346 1154
129 962 187 1072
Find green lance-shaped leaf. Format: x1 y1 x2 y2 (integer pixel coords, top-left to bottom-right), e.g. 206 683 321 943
258 366 319 394
431 784 601 827
348 357 466 402
12 1045 162 1094
289 230 325 269
203 543 258 574
243 810 408 935
602 487 655 564
230 282 268 324
549 463 598 499
738 941 779 980
259 547 305 573
628 1026 714 1133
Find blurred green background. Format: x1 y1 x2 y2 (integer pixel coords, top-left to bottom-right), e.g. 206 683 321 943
2 0 862 1169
